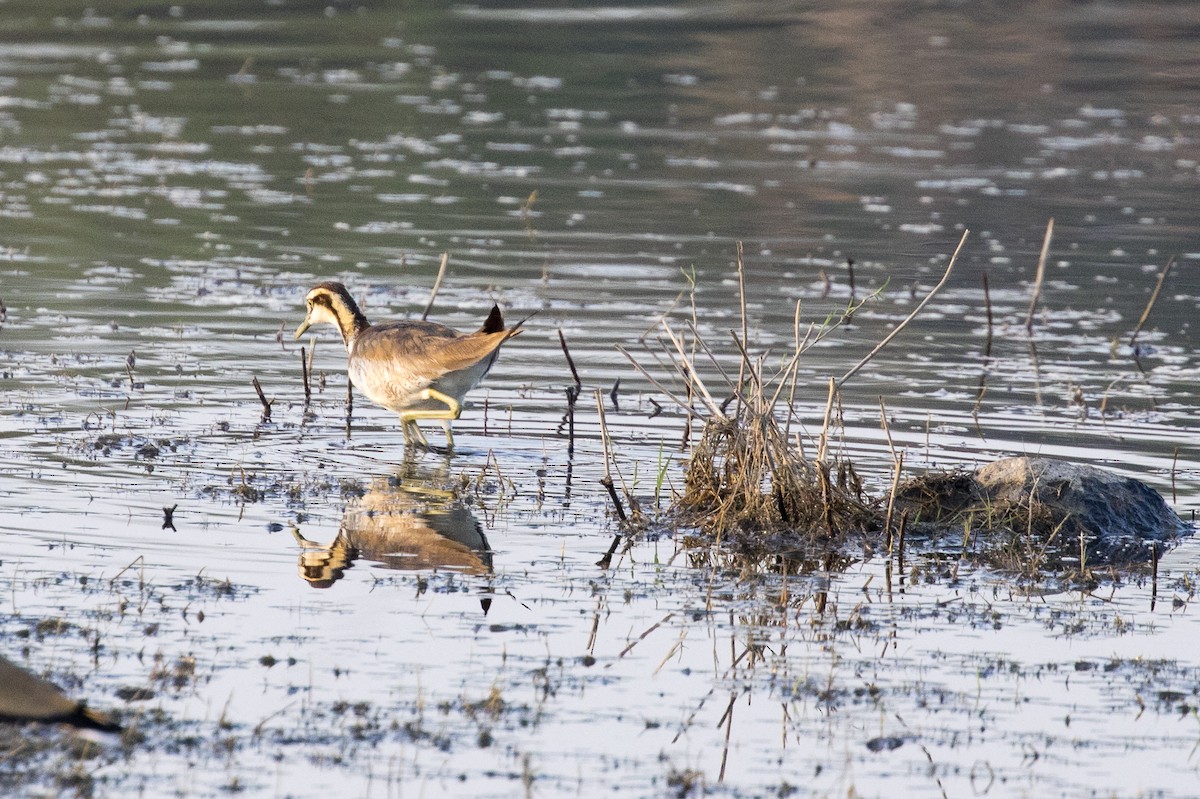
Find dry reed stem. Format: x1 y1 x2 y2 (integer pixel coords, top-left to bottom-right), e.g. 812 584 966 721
1129 256 1174 347
838 229 969 388
661 321 727 419
972 271 994 423
306 339 316 388
421 251 450 321
687 322 740 396
1171 446 1179 504
595 388 629 524
878 396 898 463
735 241 749 419
251 376 272 422
816 378 836 465
617 345 705 416
1024 218 1054 332
884 452 904 553
300 346 311 403
557 328 582 391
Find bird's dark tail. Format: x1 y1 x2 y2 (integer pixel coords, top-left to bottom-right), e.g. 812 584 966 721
480 304 537 336
481 304 505 334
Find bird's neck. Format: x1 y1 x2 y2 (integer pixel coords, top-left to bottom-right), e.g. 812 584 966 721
333 300 370 347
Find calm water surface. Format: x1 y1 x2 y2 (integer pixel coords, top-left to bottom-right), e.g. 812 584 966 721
1 2 1199 797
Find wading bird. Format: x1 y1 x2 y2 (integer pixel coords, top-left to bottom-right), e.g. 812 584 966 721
294 281 523 449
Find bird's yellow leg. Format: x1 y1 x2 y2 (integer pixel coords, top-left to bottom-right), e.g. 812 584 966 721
398 389 463 450
398 416 431 449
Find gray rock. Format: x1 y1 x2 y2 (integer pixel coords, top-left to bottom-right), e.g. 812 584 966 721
893 456 1192 568
973 456 1191 564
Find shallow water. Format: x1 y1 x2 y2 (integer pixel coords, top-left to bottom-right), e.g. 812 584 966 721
1 2 1199 797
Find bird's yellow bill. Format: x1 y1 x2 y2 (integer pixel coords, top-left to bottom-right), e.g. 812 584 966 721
294 318 311 340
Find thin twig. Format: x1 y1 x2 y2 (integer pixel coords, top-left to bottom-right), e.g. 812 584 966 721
817 378 837 466
617 345 704 417
1024 218 1054 332
613 612 673 660
1129 256 1174 348
564 387 577 455
661 320 726 419
558 328 582 391
109 555 145 587
300 346 311 403
251 376 273 422
595 389 627 523
838 229 969 388
884 451 904 555
684 322 740 396
306 338 316 392
421 251 450 321
973 271 994 420
878 396 898 463
1171 446 1179 505
735 241 748 418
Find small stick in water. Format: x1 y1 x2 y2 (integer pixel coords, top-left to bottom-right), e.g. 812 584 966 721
973 271 994 421
596 533 622 569
1129 255 1175 350
609 377 620 411
559 328 583 455
1171 446 1179 504
564 387 577 455
421 252 450 321
162 504 178 531
1151 545 1160 611
300 346 311 403
846 257 857 305
595 389 627 523
838 229 969 388
1024 218 1054 333
558 328 582 391
252 376 273 422
306 338 316 392
344 379 353 434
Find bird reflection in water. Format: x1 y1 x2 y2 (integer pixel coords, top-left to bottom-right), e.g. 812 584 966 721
292 470 493 612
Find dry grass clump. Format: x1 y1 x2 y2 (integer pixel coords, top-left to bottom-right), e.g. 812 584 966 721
620 236 968 564
678 380 874 549
620 253 887 558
